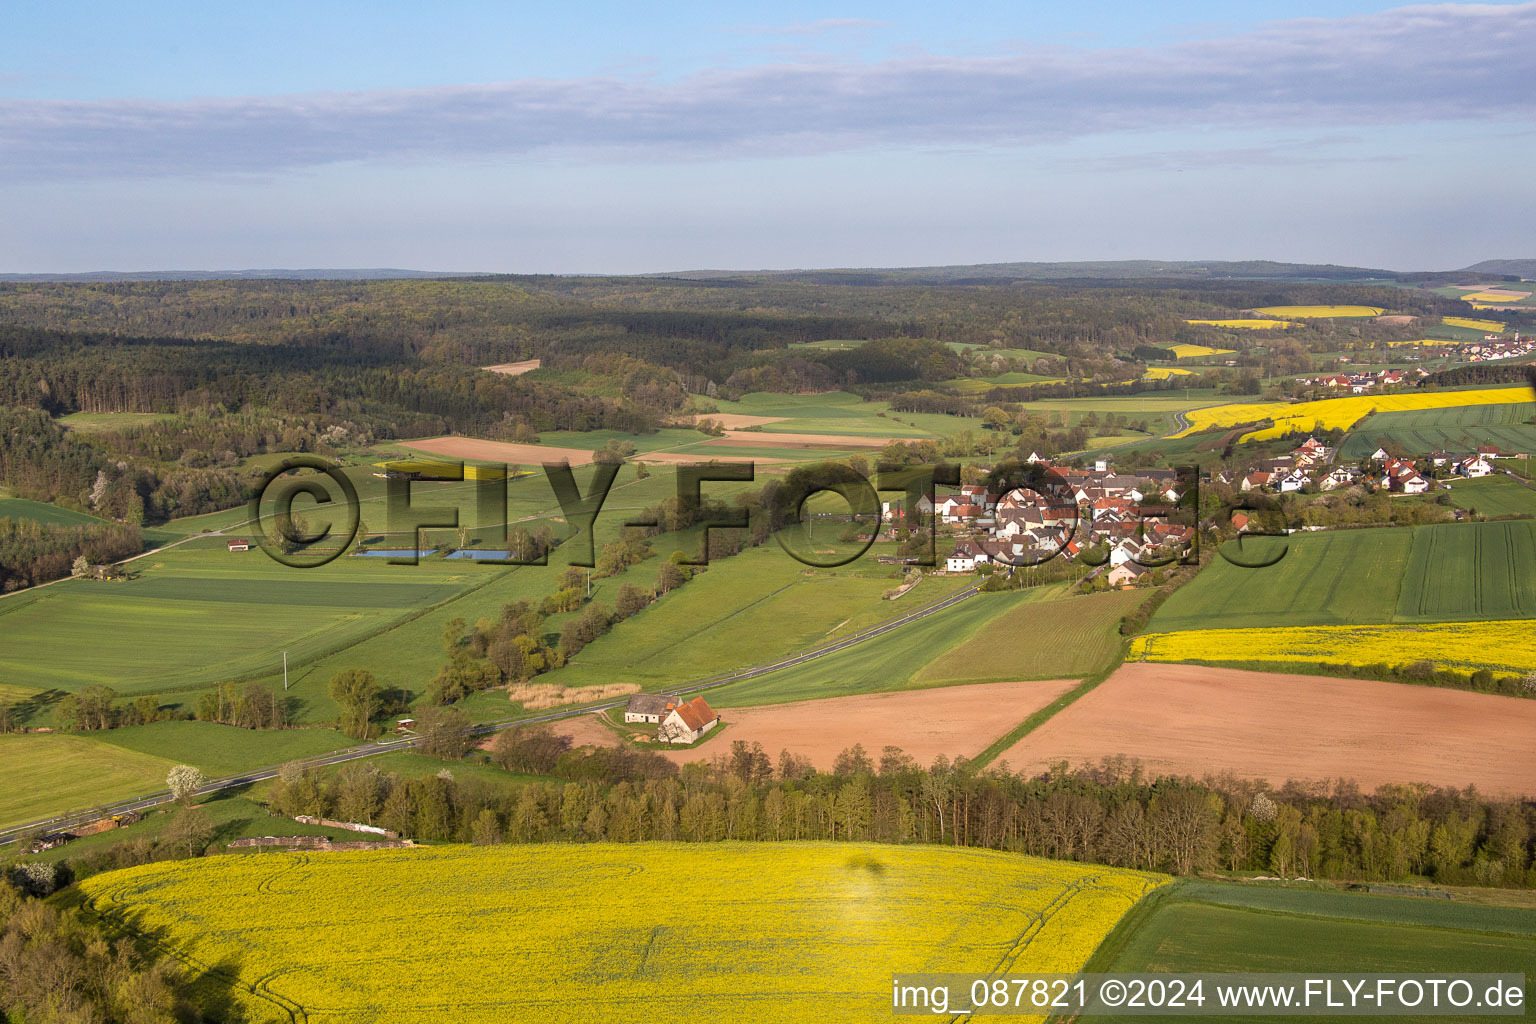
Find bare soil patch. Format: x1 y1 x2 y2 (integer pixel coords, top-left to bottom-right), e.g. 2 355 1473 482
1001 662 1536 796
1373 315 1416 326
686 413 788 429
483 359 542 376
544 680 1076 767
400 437 595 465
634 451 788 465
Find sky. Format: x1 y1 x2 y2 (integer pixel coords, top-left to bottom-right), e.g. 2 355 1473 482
1 1 1533 274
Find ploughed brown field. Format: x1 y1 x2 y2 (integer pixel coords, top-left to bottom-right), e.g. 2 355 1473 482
549 679 1077 768
482 359 542 376
1001 663 1536 796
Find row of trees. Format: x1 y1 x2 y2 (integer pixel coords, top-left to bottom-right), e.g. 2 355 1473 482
259 734 1536 889
0 514 141 592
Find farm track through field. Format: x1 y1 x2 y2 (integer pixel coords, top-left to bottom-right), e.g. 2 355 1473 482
0 582 982 843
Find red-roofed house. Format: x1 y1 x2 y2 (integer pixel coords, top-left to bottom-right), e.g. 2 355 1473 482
658 697 720 744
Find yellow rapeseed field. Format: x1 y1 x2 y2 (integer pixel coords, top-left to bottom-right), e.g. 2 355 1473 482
1142 366 1195 380
1252 305 1384 318
77 842 1164 1024
1165 343 1236 359
1443 316 1508 333
1172 387 1533 442
1462 292 1530 303
1131 620 1536 675
1183 319 1293 330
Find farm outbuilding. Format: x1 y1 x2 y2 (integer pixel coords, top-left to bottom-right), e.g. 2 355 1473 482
623 693 681 724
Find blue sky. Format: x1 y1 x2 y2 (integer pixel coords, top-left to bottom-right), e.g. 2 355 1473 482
2 2 1533 273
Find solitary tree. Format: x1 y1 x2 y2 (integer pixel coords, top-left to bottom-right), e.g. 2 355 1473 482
328 668 383 739
164 807 214 857
166 764 205 805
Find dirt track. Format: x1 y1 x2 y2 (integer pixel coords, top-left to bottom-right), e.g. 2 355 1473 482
483 359 541 376
687 413 787 429
1002 663 1536 796
401 437 595 465
549 679 1077 768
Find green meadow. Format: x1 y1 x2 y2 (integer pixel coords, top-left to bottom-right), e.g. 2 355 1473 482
705 584 1135 707
1087 881 1536 1022
0 734 179 826
1338 401 1536 461
1447 475 1536 518
543 542 973 695
1149 521 1536 632
0 496 109 527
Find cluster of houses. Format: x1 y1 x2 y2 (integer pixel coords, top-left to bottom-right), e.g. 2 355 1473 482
1460 334 1532 361
623 694 720 744
1232 436 1517 496
1235 437 1347 493
1296 367 1426 392
939 457 1195 588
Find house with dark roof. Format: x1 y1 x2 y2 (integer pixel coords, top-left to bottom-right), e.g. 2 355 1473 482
624 693 682 724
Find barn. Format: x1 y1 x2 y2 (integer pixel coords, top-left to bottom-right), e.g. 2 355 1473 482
623 693 681 724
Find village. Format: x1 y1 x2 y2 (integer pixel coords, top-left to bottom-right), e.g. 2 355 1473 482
930 429 1531 588
1297 332 1533 393
931 456 1196 588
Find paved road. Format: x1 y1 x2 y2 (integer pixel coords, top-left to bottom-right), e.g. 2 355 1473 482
0 580 981 847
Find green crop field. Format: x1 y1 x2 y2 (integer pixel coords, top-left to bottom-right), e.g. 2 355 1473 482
1087 881 1536 1022
1447 475 1536 518
75 842 1163 1023
543 543 973 694
706 392 936 438
0 733 179 826
1149 521 1536 632
0 542 476 697
944 372 1065 394
89 721 356 776
1395 519 1536 620
912 588 1145 685
57 411 179 432
945 342 1056 362
0 461 770 724
1338 401 1536 461
708 584 1131 707
0 496 109 527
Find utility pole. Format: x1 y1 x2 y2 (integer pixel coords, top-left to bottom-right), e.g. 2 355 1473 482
283 651 288 691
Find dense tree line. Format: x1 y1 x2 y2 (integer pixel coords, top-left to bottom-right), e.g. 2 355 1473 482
257 736 1536 889
0 516 141 592
0 869 215 1023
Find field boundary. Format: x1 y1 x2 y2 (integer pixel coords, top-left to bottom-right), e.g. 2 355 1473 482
972 650 1126 769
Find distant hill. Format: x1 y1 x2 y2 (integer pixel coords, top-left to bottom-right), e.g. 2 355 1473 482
1459 259 1536 279
667 259 1401 285
0 268 469 282
2 258 1531 285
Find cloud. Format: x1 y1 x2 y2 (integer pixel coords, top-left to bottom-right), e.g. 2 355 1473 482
1 3 1531 181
